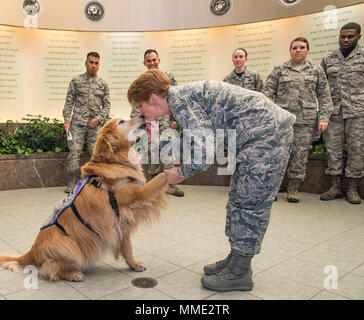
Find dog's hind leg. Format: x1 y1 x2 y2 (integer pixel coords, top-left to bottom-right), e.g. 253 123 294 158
38 259 62 281
38 259 85 282
120 234 145 272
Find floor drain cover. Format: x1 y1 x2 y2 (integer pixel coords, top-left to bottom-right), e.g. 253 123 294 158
132 277 158 288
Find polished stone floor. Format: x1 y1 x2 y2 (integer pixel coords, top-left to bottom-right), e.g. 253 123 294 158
0 185 363 300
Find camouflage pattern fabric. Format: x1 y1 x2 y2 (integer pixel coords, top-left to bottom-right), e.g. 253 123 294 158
63 72 110 173
323 113 364 178
130 71 177 175
167 80 295 256
63 72 110 125
223 68 263 92
67 123 100 172
262 60 333 125
287 124 316 180
321 44 364 119
321 45 364 179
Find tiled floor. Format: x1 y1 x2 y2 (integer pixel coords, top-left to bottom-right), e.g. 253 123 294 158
0 185 363 300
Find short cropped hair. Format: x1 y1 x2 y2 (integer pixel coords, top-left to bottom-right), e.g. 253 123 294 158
87 52 100 59
144 49 159 58
127 69 171 105
233 48 248 58
341 22 361 34
290 37 310 50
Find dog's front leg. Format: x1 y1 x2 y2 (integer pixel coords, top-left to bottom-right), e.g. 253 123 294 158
136 173 168 201
120 233 146 272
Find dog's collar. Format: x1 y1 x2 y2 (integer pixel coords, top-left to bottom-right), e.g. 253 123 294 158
91 160 139 172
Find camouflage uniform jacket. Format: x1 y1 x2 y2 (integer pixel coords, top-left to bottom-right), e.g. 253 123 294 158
63 72 110 126
166 80 296 178
321 44 364 119
223 68 263 92
262 60 333 125
130 71 177 130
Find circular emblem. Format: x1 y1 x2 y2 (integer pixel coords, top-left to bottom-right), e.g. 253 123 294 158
277 0 303 8
210 0 231 16
22 0 41 16
85 1 105 22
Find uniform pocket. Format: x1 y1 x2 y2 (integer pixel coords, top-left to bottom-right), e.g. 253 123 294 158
326 65 340 74
275 76 297 109
95 89 104 96
349 63 364 87
304 74 317 91
77 87 88 94
302 104 318 121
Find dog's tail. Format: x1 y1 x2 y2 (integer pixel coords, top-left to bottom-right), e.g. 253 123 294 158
0 251 35 272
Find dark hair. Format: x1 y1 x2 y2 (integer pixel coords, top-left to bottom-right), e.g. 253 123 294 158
144 49 159 58
87 52 100 59
290 37 310 50
233 48 248 58
341 22 361 34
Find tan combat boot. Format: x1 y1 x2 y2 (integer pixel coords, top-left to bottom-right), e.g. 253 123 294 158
287 179 300 203
166 184 185 197
64 170 80 194
320 175 343 201
346 178 362 205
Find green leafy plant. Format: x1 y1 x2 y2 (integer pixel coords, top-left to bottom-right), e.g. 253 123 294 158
0 120 16 155
309 141 327 156
0 114 113 156
309 135 347 157
0 115 68 156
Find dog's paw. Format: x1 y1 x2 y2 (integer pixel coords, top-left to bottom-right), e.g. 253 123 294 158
131 261 146 272
67 272 85 282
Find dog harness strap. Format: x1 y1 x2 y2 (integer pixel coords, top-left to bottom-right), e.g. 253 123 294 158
89 179 120 218
55 221 67 235
70 203 100 237
108 191 120 218
90 179 103 189
88 176 144 219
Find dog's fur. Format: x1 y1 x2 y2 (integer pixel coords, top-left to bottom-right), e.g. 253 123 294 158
0 117 168 281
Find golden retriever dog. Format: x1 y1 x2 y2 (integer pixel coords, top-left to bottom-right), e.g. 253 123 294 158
0 117 168 281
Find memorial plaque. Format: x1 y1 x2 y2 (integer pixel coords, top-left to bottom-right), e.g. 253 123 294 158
233 21 275 80
168 30 208 84
42 31 83 103
104 33 145 106
0 26 23 120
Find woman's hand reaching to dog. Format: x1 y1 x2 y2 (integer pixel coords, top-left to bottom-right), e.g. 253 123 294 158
164 168 184 185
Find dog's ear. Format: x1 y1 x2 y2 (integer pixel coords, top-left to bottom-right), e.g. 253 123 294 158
92 133 116 162
104 139 115 156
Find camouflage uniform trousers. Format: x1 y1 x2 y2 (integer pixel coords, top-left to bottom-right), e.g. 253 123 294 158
147 117 177 176
323 113 364 179
148 139 175 176
67 123 101 173
225 125 294 257
287 123 316 181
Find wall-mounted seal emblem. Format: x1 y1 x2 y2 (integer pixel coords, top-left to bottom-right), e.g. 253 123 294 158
22 0 41 16
277 0 303 8
85 1 105 22
210 0 231 16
